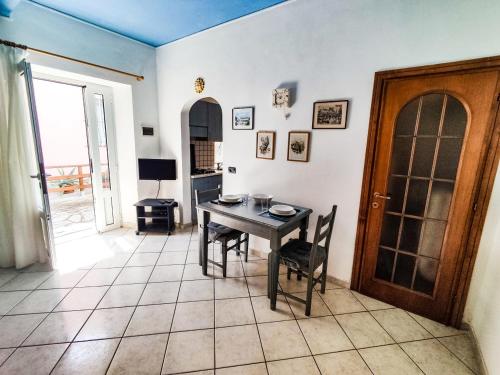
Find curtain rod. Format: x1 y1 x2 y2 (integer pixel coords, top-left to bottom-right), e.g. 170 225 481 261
0 38 144 81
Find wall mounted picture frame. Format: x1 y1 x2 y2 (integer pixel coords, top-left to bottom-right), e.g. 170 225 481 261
256 131 276 160
312 100 349 129
287 131 311 162
232 106 254 130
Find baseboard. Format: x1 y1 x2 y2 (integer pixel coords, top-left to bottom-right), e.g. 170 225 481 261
461 322 488 375
248 248 350 289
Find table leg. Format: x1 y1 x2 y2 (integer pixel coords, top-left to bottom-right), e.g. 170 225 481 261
299 215 309 241
199 211 209 275
269 234 281 310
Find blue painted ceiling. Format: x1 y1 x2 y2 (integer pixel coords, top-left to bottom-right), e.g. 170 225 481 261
26 0 286 47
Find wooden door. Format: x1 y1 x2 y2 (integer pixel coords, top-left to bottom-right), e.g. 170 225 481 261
357 67 500 323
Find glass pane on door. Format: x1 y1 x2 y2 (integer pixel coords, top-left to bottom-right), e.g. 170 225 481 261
93 93 114 226
375 93 467 295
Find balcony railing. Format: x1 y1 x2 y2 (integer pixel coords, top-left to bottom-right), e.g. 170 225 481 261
46 164 91 193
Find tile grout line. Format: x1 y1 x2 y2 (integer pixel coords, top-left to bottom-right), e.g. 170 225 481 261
159 228 193 375
48 230 147 375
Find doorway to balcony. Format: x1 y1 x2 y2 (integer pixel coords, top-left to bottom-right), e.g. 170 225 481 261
31 77 120 244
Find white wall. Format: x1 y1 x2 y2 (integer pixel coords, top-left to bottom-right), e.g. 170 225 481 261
464 165 500 375
156 0 500 283
0 1 161 224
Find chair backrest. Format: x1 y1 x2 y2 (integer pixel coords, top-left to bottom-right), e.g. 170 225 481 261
309 205 337 270
195 184 222 206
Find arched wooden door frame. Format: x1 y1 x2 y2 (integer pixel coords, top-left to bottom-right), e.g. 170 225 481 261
351 56 500 327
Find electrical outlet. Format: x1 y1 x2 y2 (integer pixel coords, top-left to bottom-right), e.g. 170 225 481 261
228 167 236 174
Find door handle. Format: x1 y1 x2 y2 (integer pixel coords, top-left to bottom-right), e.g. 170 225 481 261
30 174 40 179
374 192 391 200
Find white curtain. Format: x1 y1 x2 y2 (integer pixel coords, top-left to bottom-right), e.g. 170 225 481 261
0 45 47 269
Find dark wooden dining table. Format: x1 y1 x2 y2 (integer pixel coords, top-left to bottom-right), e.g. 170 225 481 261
196 199 313 310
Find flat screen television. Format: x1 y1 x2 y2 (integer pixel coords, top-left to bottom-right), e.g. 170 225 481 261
138 158 176 180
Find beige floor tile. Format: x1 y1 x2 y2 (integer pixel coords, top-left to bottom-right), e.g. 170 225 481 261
183 264 213 280
97 283 145 308
246 276 268 296
126 253 159 267
0 349 13 366
0 291 30 315
439 335 480 374
360 344 423 375
185 371 214 375
108 334 169 375
213 261 245 278
76 307 134 341
320 289 366 314
163 329 214 374
94 254 131 269
136 235 168 253
215 298 255 327
213 250 244 263
178 280 214 302
278 275 308 293
216 363 266 374
287 291 332 319
251 295 294 323
38 270 87 289
314 278 344 291
23 310 92 345
215 324 264 367
52 338 120 375
215 278 248 299
163 239 190 252
0 313 47 348
157 251 188 265
336 312 394 348
150 265 184 282
0 272 52 291
409 313 466 337
315 350 371 375
372 308 432 342
8 288 69 314
114 266 153 284
54 286 108 311
401 339 474 375
298 316 354 354
0 272 18 289
267 356 320 375
125 303 175 336
186 250 202 264
352 291 393 310
77 268 121 287
258 320 310 361
243 260 268 276
0 343 68 375
172 300 214 331
139 282 180 305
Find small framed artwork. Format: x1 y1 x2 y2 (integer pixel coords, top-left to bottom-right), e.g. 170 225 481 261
232 106 254 130
256 131 276 160
288 131 311 162
312 100 349 129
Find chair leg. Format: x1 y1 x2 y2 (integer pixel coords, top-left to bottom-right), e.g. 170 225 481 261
297 270 303 281
320 260 328 294
305 272 314 316
236 236 241 256
287 267 292 280
222 241 228 278
243 233 249 262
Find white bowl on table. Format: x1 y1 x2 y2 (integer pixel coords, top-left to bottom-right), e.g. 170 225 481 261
252 194 273 204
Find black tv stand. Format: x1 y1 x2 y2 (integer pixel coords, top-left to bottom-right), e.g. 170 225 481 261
134 199 178 235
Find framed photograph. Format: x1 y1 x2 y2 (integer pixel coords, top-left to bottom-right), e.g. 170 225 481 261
287 131 311 162
256 131 275 160
312 100 349 129
232 106 254 130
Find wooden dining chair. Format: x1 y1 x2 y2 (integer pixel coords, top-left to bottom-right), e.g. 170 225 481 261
195 185 250 277
274 205 337 316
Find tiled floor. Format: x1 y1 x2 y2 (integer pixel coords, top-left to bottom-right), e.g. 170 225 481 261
0 227 481 374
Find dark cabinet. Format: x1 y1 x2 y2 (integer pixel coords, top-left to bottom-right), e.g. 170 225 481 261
208 104 223 142
189 101 222 142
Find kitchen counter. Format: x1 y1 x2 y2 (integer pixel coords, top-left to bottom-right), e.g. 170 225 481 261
191 171 223 179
